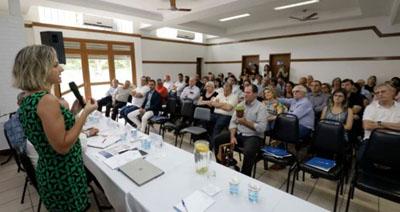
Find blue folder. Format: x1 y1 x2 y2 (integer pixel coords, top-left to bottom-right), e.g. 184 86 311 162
262 146 292 158
305 157 336 172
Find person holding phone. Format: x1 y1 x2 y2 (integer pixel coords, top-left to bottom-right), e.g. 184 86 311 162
12 45 97 211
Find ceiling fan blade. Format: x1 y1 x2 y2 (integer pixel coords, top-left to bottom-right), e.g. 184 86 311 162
307 17 319 20
177 8 191 12
289 16 303 21
170 0 176 8
305 12 318 19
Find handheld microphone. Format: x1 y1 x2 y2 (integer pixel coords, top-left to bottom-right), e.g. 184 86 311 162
68 82 86 107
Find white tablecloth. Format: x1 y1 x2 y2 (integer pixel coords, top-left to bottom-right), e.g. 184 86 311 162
83 115 328 212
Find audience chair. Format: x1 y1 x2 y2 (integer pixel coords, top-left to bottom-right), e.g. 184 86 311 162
179 107 211 148
145 97 177 136
19 151 41 212
261 113 303 192
162 99 195 146
345 129 400 212
292 120 347 212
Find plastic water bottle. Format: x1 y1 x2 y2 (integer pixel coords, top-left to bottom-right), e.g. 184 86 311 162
248 183 261 203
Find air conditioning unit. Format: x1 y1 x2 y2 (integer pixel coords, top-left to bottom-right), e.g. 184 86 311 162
177 30 195 40
83 14 113 29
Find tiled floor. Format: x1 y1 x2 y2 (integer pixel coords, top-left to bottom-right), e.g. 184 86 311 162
1 125 399 212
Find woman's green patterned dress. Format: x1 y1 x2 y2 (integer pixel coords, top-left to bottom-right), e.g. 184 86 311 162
18 91 89 211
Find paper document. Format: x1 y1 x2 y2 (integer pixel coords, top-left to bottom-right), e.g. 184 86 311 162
174 190 215 212
103 150 142 169
87 135 120 149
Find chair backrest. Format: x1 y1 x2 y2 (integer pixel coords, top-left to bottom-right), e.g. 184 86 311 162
18 151 38 188
166 97 177 115
180 99 194 118
362 129 400 171
313 120 346 158
193 107 211 121
271 113 299 144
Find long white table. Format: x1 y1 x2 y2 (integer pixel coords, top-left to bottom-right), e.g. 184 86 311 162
83 115 328 212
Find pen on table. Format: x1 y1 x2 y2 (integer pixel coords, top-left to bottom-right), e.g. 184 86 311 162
181 200 188 212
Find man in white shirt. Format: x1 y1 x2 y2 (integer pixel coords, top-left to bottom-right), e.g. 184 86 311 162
172 73 186 97
227 76 241 98
97 79 118 112
120 77 150 124
107 80 131 120
210 83 238 147
163 74 174 92
363 83 400 139
180 77 200 103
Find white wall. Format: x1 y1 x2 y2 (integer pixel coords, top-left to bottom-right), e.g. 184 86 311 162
141 39 206 81
205 17 400 84
0 7 27 150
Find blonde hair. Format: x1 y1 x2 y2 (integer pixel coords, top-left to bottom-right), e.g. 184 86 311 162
263 86 278 99
205 81 215 89
12 45 57 91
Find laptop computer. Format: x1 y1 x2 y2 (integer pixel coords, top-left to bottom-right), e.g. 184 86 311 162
119 158 164 186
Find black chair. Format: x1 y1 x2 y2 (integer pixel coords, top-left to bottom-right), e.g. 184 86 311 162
292 120 347 212
162 99 194 146
19 151 41 212
261 113 303 192
2 112 24 172
179 107 211 148
145 97 178 136
345 129 400 212
19 151 108 212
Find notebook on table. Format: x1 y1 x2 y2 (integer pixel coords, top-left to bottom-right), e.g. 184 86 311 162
119 158 164 186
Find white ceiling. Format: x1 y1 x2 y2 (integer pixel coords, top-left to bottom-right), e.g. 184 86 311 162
1 0 399 36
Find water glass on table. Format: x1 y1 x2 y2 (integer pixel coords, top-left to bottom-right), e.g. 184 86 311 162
248 183 261 203
229 177 240 196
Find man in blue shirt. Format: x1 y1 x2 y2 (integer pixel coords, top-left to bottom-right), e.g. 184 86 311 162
280 85 315 139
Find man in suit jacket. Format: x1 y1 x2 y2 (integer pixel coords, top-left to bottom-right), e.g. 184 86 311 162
127 79 162 132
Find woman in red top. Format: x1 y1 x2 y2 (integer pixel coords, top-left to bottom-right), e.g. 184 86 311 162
156 78 168 104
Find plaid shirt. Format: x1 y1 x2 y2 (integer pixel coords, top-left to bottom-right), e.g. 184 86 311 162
4 112 26 154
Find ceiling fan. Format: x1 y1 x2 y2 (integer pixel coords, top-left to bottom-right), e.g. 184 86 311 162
289 9 318 21
157 0 192 12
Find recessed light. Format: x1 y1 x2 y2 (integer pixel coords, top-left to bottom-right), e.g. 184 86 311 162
274 0 319 10
219 13 250 22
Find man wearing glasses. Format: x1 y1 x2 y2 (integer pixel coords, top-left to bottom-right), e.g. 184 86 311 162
279 85 315 139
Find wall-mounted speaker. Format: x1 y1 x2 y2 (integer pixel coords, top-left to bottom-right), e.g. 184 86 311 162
40 31 66 64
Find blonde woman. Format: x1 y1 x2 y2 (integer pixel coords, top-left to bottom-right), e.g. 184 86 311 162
13 45 97 211
198 81 218 112
263 87 287 131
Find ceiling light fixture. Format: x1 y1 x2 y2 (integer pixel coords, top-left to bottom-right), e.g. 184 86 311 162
219 13 250 22
274 0 319 10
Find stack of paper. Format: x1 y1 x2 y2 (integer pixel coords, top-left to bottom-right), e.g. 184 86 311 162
103 150 142 169
97 144 133 159
174 190 215 212
87 135 120 149
262 146 292 158
305 157 336 172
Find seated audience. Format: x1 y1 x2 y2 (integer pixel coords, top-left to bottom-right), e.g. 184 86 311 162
307 75 314 88
263 87 287 131
279 85 315 139
163 74 174 92
276 77 286 97
97 78 118 112
180 77 201 103
227 75 241 97
364 75 377 93
210 83 238 146
195 74 204 90
308 80 329 119
128 80 162 132
321 89 354 139
106 80 131 120
321 83 331 95
215 84 267 176
156 78 168 104
331 77 342 93
197 81 218 112
362 83 400 139
214 78 223 94
357 79 373 102
172 73 186 97
120 77 150 124
284 81 295 98
342 79 365 141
